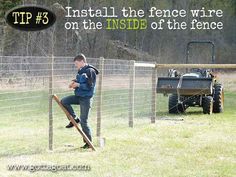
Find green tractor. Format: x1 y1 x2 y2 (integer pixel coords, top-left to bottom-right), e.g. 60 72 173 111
156 41 224 114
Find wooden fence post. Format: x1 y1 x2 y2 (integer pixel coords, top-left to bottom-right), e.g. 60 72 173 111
129 60 135 128
96 57 104 138
48 27 55 151
48 55 54 151
151 67 157 123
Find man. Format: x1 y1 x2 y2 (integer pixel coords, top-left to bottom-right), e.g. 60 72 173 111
61 54 99 149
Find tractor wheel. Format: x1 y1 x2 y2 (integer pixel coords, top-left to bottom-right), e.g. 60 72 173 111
213 84 224 113
168 94 185 114
202 96 213 114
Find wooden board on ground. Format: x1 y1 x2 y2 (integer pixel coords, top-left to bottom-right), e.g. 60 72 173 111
52 94 96 151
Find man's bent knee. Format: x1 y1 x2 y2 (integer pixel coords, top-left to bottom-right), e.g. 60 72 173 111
61 96 70 106
60 98 66 106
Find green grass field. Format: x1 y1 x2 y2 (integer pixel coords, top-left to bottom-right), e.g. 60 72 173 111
0 89 235 177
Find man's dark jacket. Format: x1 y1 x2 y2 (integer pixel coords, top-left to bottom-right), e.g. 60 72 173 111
74 64 99 97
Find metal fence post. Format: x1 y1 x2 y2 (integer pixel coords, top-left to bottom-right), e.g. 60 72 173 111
48 55 54 151
151 67 157 123
96 57 104 137
129 60 135 127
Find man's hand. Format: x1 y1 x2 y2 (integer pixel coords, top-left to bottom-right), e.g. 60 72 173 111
71 82 80 89
69 81 80 89
69 81 75 88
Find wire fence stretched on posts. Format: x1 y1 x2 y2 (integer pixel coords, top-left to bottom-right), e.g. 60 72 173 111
1 56 236 153
0 56 159 152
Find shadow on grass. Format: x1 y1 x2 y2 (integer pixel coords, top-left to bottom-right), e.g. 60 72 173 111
156 110 205 121
52 145 94 153
157 110 204 116
184 110 204 115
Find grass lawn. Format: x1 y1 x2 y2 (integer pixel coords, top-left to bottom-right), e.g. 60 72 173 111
0 89 235 177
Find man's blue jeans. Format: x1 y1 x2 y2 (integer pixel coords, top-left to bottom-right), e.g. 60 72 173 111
61 95 92 142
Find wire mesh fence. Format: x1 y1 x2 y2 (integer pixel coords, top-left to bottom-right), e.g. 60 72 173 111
0 56 158 152
1 55 236 153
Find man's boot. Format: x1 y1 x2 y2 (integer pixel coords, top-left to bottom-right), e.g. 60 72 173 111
65 118 80 128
